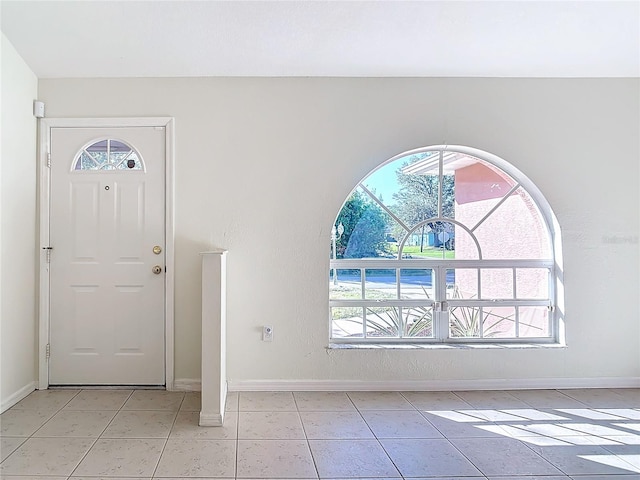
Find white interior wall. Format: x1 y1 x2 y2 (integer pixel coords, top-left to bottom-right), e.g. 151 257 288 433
37 77 640 388
1 34 38 410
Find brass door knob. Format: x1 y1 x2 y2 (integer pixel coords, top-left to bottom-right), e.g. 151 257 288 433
152 265 162 274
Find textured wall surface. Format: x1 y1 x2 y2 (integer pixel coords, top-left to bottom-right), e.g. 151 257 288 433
1 34 38 409
37 77 639 386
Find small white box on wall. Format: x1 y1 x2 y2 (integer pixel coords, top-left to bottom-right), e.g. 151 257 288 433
33 100 45 118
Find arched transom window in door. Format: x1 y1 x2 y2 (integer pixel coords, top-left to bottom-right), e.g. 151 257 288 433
329 145 562 345
73 138 144 171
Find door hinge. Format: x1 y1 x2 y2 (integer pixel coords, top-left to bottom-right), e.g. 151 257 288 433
43 246 52 263
47 152 51 168
46 343 50 359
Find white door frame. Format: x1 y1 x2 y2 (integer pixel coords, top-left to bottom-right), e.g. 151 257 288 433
38 117 175 390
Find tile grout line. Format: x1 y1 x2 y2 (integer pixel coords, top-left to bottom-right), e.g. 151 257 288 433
0 388 83 473
149 390 184 479
398 390 474 441
476 390 580 477
512 389 621 477
393 392 487 479
235 391 240 480
293 392 320 480
19 388 83 437
406 391 558 479
444 432 501 478
371 427 405 479
349 392 405 479
4 388 640 479
0 436 29 467
65 388 132 478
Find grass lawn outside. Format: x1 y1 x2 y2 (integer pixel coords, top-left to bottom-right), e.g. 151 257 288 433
389 244 455 259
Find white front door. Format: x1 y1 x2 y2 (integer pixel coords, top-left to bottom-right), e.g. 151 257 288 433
48 126 166 385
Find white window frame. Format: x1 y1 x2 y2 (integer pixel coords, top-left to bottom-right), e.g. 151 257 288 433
329 145 564 346
73 138 145 171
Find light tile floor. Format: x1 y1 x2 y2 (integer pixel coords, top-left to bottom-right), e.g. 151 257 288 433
1 388 639 479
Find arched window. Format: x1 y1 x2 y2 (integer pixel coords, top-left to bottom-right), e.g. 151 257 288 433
329 146 562 345
73 139 144 171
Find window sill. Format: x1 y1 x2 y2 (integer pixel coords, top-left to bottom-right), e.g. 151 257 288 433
327 342 567 350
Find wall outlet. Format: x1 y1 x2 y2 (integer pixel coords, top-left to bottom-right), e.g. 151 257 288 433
262 325 273 342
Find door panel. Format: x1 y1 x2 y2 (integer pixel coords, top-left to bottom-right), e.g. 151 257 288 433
49 127 165 385
114 181 145 259
71 286 100 351
71 181 100 259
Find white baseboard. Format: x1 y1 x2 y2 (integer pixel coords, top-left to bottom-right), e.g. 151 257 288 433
173 378 201 392
227 377 640 392
199 412 224 426
1 382 36 413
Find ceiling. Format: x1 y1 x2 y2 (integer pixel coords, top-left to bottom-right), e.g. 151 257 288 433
1 1 638 78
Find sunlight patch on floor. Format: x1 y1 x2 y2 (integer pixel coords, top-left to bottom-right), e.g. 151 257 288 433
578 454 640 473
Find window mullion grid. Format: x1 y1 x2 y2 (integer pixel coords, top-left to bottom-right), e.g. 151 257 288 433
435 267 447 341
547 266 560 340
445 299 549 308
361 269 366 339
470 183 521 233
114 149 133 169
332 258 554 269
513 268 519 338
437 150 444 218
330 260 555 343
83 149 99 167
477 268 482 340
359 183 411 233
397 268 404 339
548 266 556 339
